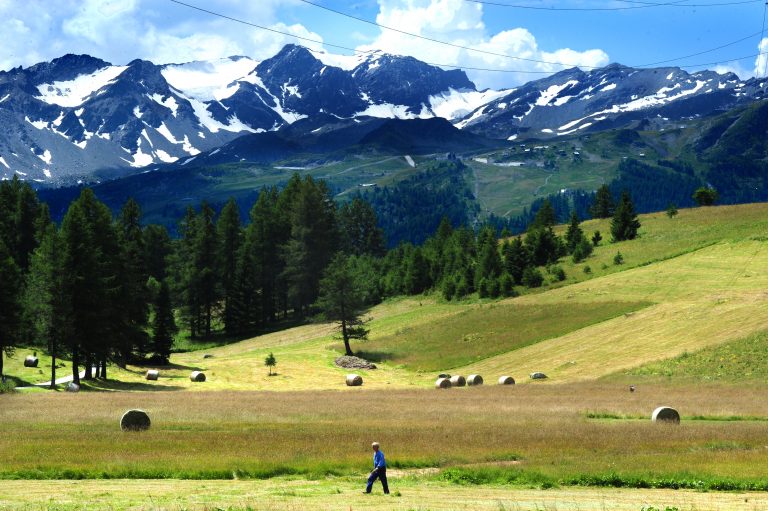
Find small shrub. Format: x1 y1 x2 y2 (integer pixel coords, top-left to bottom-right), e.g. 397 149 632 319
591 230 602 246
614 251 624 265
522 267 543 288
0 379 16 394
572 238 594 263
477 278 490 298
499 273 516 297
442 279 456 301
549 265 566 282
487 277 501 298
583 265 592 274
666 203 678 218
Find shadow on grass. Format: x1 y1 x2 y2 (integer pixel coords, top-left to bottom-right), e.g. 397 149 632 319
346 350 396 363
125 362 205 373
79 379 185 392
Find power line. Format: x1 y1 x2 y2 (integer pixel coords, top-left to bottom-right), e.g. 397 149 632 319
634 29 764 66
167 0 558 74
168 0 766 76
464 0 760 10
295 0 604 69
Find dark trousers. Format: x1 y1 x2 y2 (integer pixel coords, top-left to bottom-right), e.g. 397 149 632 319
365 467 389 494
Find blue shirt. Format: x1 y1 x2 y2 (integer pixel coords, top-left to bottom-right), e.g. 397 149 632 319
373 450 386 469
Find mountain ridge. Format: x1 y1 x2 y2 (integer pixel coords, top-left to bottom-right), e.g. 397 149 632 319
0 44 765 184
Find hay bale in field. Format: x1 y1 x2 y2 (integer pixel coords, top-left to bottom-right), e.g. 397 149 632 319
24 355 38 368
120 409 151 432
345 374 363 386
189 371 206 382
529 372 547 380
651 406 680 424
435 377 451 389
449 375 466 387
498 376 515 385
438 373 451 379
145 370 159 381
66 382 79 393
467 374 483 386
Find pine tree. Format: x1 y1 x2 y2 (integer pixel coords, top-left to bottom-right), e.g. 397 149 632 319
229 233 261 335
474 228 501 290
564 211 585 253
314 254 370 356
405 246 431 294
611 191 642 242
60 189 118 383
591 185 615 218
503 237 529 285
530 199 556 229
151 280 177 365
0 240 21 382
338 197 386 257
217 198 243 335
194 202 220 338
283 177 338 316
143 224 172 281
265 352 276 375
116 198 149 365
25 224 71 389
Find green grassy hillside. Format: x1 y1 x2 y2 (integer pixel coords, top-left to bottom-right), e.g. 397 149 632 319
8 202 768 393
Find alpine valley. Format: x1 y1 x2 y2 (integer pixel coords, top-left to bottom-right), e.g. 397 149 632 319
3 43 768 235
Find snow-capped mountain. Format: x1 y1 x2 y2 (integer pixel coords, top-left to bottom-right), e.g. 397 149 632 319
0 43 765 184
458 64 766 140
0 45 489 183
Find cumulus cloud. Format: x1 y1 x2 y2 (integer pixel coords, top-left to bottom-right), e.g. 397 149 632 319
755 37 768 78
0 0 317 70
357 0 609 89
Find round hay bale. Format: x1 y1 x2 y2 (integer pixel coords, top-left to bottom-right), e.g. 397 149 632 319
467 374 483 386
120 409 151 432
189 371 206 382
529 372 547 380
498 375 515 385
145 370 159 381
449 375 466 387
438 373 451 379
66 382 80 393
651 406 680 424
435 377 451 389
24 355 39 368
345 374 363 386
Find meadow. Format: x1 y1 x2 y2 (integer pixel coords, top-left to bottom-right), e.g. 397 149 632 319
4 203 768 509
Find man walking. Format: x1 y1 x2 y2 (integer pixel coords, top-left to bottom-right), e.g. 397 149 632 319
364 442 389 494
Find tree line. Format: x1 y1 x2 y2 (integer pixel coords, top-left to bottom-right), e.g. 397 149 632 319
0 173 643 382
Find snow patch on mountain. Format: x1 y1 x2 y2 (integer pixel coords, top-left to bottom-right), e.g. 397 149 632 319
36 66 128 107
161 57 257 102
429 88 510 120
357 103 430 119
536 80 579 107
150 94 179 117
309 49 368 71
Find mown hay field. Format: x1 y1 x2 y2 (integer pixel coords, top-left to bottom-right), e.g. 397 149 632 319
3 383 768 483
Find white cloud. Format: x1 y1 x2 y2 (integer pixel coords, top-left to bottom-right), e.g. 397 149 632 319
357 0 609 89
754 37 768 78
0 0 318 71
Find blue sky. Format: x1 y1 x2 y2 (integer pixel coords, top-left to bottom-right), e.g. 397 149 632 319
1 0 765 89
